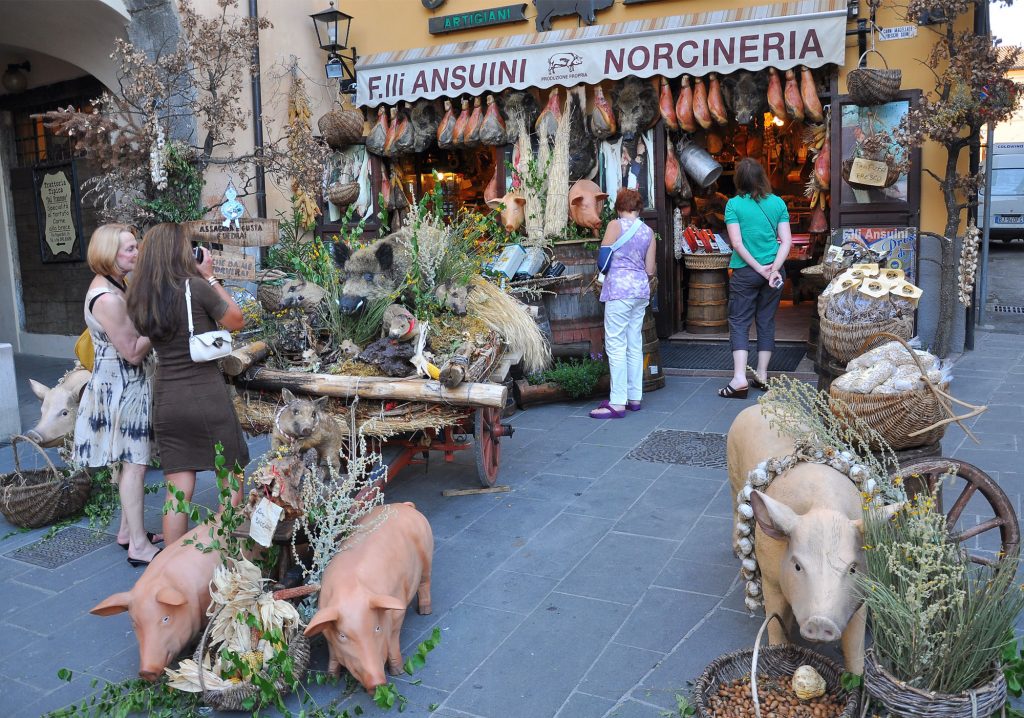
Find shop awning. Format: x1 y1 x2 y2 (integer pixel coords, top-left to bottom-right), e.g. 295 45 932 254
355 0 848 107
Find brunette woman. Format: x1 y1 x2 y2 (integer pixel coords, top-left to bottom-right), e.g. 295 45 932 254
127 223 248 543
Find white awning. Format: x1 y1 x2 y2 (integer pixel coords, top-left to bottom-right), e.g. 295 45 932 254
356 0 848 107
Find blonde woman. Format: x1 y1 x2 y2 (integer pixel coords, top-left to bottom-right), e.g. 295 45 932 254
73 224 162 566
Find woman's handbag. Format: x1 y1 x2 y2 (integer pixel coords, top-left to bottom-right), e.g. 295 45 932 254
186 279 233 363
597 218 645 274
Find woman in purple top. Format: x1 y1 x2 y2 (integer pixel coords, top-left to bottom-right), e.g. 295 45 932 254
589 188 657 419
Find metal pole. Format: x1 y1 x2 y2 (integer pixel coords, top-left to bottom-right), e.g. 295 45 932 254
249 0 267 219
977 121 995 326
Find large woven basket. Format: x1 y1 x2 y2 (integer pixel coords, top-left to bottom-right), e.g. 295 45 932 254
326 181 360 206
0 435 92 528
819 314 913 363
317 100 364 149
830 381 950 450
864 649 1006 718
693 644 859 717
683 253 731 270
847 49 902 106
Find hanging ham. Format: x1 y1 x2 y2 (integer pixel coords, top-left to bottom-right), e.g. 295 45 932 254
675 75 697 133
436 100 456 149
692 76 713 130
708 73 729 126
452 98 470 146
366 106 389 157
658 77 679 131
815 133 830 189
464 97 484 147
767 68 786 119
665 143 692 202
800 66 824 123
784 69 805 122
590 86 616 140
535 87 562 138
479 95 507 146
381 107 400 157
391 104 415 155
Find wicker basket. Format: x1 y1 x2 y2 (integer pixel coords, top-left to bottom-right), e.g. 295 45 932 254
693 618 859 718
819 314 913 363
864 649 1006 718
847 49 902 106
842 155 902 191
0 435 92 528
326 181 360 207
682 253 732 270
830 381 950 450
318 99 364 149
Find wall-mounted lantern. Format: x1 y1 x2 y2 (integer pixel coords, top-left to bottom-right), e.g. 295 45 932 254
311 2 357 92
2 61 31 93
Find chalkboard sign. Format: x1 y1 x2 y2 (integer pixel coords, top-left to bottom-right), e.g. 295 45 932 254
33 162 85 263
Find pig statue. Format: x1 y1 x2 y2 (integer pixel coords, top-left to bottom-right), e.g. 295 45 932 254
90 522 225 681
304 502 433 693
485 192 527 234
25 368 92 447
533 0 613 32
727 405 900 674
270 388 344 473
333 228 413 314
568 179 608 232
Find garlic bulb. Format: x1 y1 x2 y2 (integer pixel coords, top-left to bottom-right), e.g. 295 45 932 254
792 665 826 700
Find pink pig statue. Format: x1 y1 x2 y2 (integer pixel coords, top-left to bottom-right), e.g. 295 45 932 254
304 502 434 693
485 192 527 234
25 368 92 447
90 522 224 681
568 179 609 232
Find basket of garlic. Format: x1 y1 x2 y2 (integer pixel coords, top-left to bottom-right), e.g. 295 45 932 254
828 333 978 450
165 558 317 711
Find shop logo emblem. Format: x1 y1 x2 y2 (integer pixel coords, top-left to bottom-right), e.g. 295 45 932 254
547 52 583 75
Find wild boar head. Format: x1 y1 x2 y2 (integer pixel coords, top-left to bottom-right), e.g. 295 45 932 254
612 77 659 142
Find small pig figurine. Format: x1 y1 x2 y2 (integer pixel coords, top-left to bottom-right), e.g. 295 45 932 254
25 368 92 447
271 388 343 473
304 502 434 693
568 179 609 232
485 191 527 233
90 522 224 681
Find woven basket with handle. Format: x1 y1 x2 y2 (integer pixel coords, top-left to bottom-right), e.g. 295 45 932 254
819 313 913 363
317 97 364 149
326 181 360 207
847 49 902 106
0 435 92 528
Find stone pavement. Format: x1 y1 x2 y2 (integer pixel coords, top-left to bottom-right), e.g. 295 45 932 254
1 331 1022 718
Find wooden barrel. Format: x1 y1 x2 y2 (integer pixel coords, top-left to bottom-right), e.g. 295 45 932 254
545 243 604 355
642 312 666 392
685 266 729 334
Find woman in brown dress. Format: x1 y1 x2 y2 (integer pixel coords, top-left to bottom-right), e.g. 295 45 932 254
127 223 248 543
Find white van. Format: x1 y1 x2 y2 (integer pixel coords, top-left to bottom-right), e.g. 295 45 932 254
980 142 1024 242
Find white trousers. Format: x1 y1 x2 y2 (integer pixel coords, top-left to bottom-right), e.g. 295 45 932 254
603 297 649 405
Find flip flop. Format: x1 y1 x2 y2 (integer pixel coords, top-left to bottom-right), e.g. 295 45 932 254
626 401 642 412
749 376 770 391
118 532 163 551
589 400 627 419
718 383 749 399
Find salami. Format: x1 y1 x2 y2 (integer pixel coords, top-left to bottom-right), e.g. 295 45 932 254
767 68 786 119
659 77 679 131
436 99 456 149
784 69 805 122
692 76 713 130
708 73 728 126
675 75 697 133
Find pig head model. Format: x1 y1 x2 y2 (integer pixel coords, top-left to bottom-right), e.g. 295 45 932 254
568 179 608 232
90 522 225 680
304 502 433 693
25 368 91 447
727 405 899 674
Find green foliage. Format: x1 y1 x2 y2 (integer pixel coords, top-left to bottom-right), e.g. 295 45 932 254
376 192 391 238
45 674 204 718
528 356 608 398
840 671 862 691
134 143 206 223
266 202 346 292
660 693 696 717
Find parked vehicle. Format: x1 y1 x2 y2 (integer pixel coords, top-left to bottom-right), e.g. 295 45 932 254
980 142 1024 242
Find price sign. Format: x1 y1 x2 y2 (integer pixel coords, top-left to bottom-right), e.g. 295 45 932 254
848 158 890 187
209 248 257 281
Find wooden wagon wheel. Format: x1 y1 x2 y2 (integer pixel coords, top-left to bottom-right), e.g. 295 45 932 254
472 407 512 487
896 459 1020 566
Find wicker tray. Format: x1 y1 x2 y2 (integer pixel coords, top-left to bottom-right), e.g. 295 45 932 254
683 253 731 270
819 314 913 363
864 649 1005 718
0 435 92 528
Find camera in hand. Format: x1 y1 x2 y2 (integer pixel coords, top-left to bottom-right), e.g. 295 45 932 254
193 246 204 264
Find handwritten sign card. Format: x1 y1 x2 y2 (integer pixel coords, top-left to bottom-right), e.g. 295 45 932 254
848 158 890 187
209 248 257 281
182 218 279 248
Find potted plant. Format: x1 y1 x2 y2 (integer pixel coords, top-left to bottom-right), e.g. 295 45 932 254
858 489 1024 716
515 355 610 407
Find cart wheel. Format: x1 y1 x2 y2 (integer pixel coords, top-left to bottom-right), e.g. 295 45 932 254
896 459 1020 566
474 407 507 487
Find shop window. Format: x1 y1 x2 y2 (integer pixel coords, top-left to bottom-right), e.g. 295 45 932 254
393 146 499 216
11 96 94 168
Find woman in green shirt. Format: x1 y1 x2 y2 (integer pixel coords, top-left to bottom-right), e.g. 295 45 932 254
718 158 793 398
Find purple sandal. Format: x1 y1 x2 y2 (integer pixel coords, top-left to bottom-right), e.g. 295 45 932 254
626 401 642 412
589 400 626 419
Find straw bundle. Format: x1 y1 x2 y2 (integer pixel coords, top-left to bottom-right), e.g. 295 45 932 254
543 98 571 242
510 110 544 246
468 276 550 373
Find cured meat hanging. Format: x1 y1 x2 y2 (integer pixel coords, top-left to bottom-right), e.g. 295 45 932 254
659 77 679 131
675 74 697 133
784 69 805 122
589 86 616 139
665 142 692 202
767 68 787 119
801 66 824 123
692 76 713 130
479 95 507 146
536 87 562 139
708 73 728 126
452 98 470 146
366 106 389 156
390 104 415 155
464 97 483 147
436 99 456 149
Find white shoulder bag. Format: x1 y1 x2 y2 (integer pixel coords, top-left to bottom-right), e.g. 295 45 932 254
186 279 233 362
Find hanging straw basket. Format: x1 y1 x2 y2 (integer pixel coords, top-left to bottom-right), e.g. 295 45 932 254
318 100 364 149
819 314 913 363
693 615 860 718
195 584 318 711
326 181 360 207
864 648 1006 718
847 49 902 106
829 332 987 450
682 253 732 270
0 435 92 528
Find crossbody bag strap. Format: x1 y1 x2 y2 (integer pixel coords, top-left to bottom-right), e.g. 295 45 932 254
185 279 195 339
610 217 644 251
754 199 780 239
